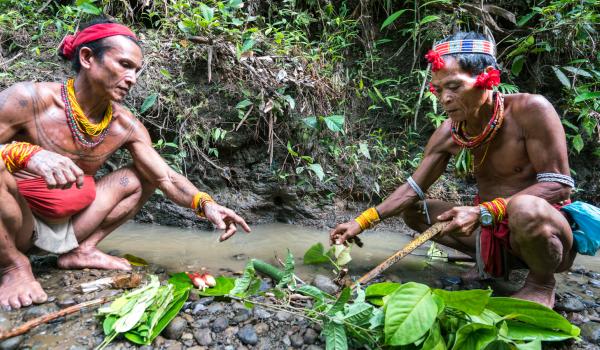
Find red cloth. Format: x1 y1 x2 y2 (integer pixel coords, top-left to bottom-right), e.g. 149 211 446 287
16 176 96 220
59 23 137 60
476 196 569 277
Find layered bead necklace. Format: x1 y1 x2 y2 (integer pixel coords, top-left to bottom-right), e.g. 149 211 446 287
451 92 505 176
61 78 113 148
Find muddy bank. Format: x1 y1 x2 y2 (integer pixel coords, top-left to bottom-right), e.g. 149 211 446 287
2 249 600 349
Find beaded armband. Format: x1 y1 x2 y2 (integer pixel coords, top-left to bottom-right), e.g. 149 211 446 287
354 207 381 232
191 192 215 217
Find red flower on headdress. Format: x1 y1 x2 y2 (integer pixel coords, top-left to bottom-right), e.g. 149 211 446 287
474 69 501 90
429 82 437 95
424 50 445 72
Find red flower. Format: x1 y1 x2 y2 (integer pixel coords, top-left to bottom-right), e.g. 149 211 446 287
429 82 437 94
424 50 445 72
474 69 501 90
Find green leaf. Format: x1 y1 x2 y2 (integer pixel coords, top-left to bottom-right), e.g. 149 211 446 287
199 3 214 21
241 38 255 53
420 15 440 26
323 320 348 350
504 320 576 341
574 91 600 103
381 9 409 30
452 323 498 350
562 66 592 78
77 2 102 15
308 163 325 181
328 287 351 315
196 276 235 296
159 68 172 79
573 134 584 153
515 339 542 350
296 284 333 301
432 289 492 315
302 116 318 129
359 142 371 159
303 243 331 265
422 321 446 350
282 95 295 110
365 282 401 306
140 93 158 114
236 99 252 109
167 272 193 290
343 302 374 326
276 250 295 288
333 244 351 266
231 261 258 297
517 12 536 27
147 287 190 344
484 340 515 350
324 115 345 133
486 297 580 336
511 55 525 76
551 67 571 89
384 282 438 345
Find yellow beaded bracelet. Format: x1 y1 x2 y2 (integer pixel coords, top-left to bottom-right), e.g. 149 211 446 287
354 207 381 231
191 192 215 217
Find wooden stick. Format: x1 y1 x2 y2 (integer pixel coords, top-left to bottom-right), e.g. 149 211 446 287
0 297 110 340
355 222 448 286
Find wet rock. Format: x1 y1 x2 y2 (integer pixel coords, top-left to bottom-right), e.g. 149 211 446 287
56 293 77 308
207 302 225 314
312 275 338 295
238 324 258 345
22 304 59 321
212 316 229 332
590 280 600 289
276 310 293 322
224 326 239 339
570 265 586 274
0 336 23 350
581 322 600 344
192 303 207 315
163 340 183 350
163 316 187 340
282 335 292 346
193 328 213 346
290 333 304 348
255 322 269 335
440 276 462 287
197 297 214 305
556 298 586 312
233 308 251 324
259 279 272 292
193 318 211 328
303 328 318 344
306 346 324 350
587 271 600 279
254 307 271 320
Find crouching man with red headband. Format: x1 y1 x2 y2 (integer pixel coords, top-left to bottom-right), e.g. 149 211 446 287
330 31 588 308
0 18 250 310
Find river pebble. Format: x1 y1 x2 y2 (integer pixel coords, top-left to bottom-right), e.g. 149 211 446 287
303 328 319 344
581 322 600 344
556 297 586 312
212 316 229 332
193 328 213 346
312 275 338 294
163 316 187 340
238 324 258 345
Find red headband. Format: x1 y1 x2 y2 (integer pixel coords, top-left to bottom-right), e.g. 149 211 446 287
59 23 137 60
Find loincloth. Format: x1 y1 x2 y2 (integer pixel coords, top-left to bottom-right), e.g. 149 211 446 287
16 175 96 220
31 215 79 254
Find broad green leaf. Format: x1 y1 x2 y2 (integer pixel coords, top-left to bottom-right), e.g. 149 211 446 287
359 143 371 159
197 276 235 296
159 68 172 79
343 302 373 326
452 323 497 350
324 115 345 133
381 9 409 30
562 66 592 78
486 297 579 336
369 307 384 329
303 243 331 265
515 339 542 350
77 2 102 15
167 272 193 290
504 320 576 341
123 254 148 266
283 95 295 110
276 250 295 288
308 163 325 181
241 39 255 53
365 282 401 306
199 3 214 21
574 91 600 103
296 284 333 300
484 340 515 350
517 12 536 26
420 15 440 26
551 67 571 89
147 287 190 344
323 320 348 350
333 244 351 266
140 93 158 114
236 99 252 109
328 288 351 315
511 55 525 76
384 282 438 345
572 134 584 153
432 289 491 315
302 116 318 129
469 308 503 326
231 261 258 297
422 321 446 350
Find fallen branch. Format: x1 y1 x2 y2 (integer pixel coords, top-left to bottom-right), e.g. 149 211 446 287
0 297 111 340
355 222 448 286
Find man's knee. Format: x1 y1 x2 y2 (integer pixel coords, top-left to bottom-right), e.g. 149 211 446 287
401 202 426 231
106 167 154 198
508 195 560 245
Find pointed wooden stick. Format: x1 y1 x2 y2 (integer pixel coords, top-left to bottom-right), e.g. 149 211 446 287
0 296 110 340
355 222 448 286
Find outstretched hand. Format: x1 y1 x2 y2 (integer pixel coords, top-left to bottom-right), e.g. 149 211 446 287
437 205 480 236
329 220 362 246
203 202 251 242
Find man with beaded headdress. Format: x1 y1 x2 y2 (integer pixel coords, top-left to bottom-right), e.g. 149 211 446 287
0 18 251 310
330 32 600 308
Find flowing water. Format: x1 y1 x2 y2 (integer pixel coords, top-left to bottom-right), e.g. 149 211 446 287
98 222 470 284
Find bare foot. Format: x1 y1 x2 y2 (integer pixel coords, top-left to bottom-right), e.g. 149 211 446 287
0 260 47 310
58 246 131 271
511 275 556 308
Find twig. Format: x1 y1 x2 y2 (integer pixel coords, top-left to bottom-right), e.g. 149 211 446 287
413 64 431 129
356 222 447 286
0 297 111 340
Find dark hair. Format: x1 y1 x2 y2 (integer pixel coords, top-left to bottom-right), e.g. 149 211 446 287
59 17 140 72
436 32 497 76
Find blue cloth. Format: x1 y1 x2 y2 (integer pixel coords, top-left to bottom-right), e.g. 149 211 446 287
561 201 600 256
